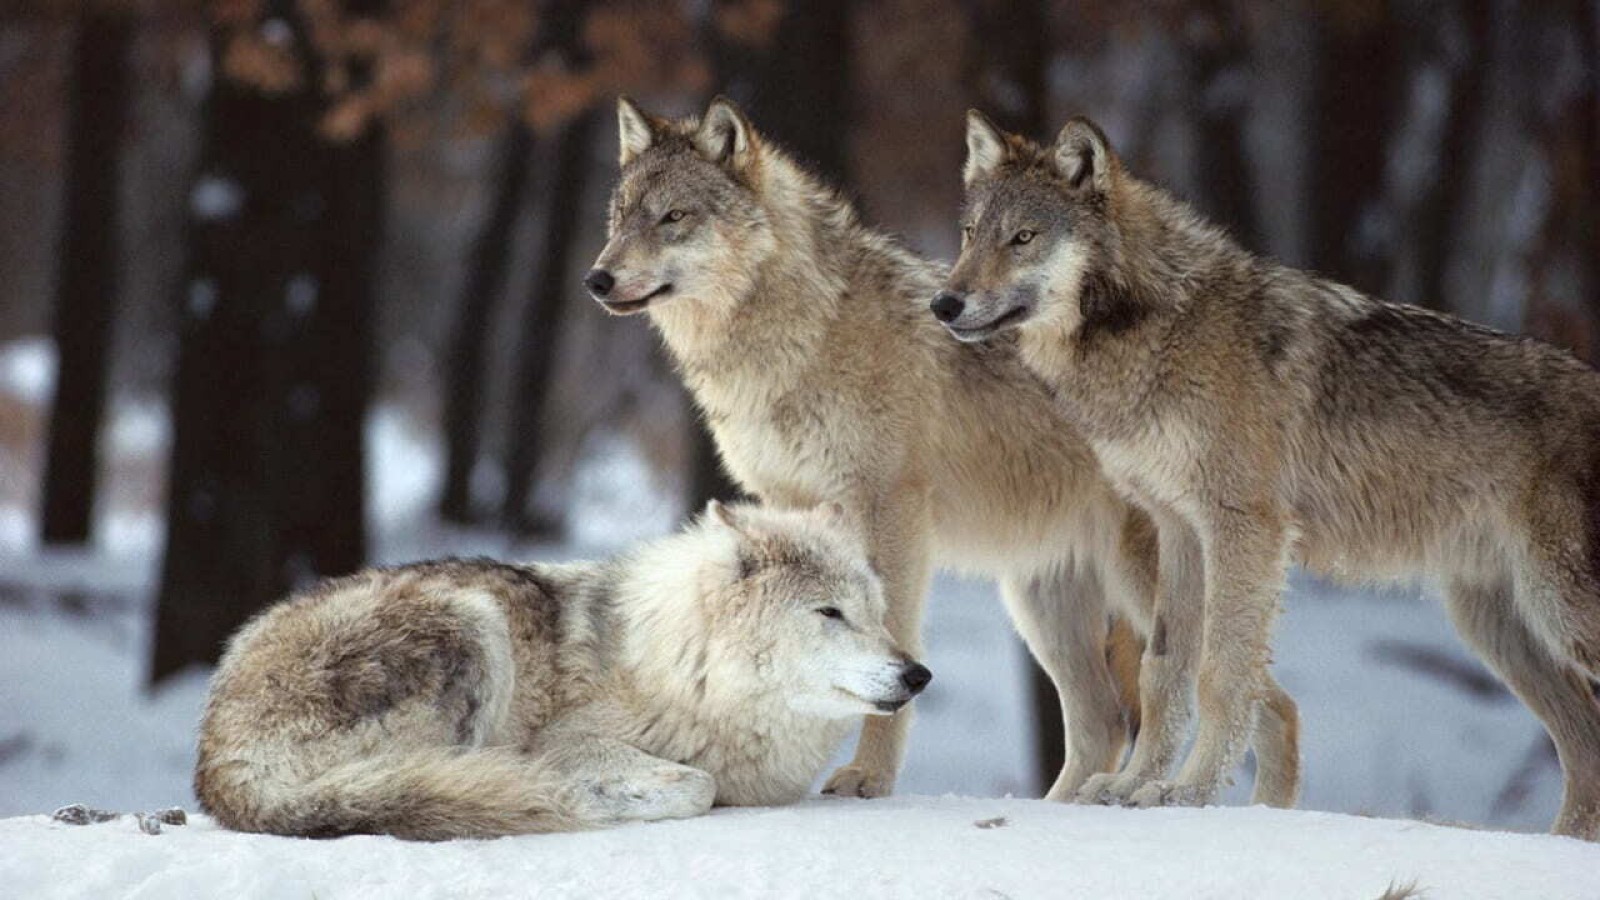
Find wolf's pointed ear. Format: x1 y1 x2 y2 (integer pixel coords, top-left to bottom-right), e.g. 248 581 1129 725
964 109 1008 187
617 96 656 166
694 96 757 172
1054 117 1113 194
706 499 742 531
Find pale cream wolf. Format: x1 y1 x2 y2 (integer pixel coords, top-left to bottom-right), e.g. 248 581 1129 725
937 110 1600 839
195 502 929 840
583 97 1300 805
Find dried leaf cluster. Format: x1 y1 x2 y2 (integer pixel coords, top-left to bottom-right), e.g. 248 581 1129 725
203 0 782 141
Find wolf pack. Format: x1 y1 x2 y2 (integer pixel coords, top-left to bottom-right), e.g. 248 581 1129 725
193 96 1600 848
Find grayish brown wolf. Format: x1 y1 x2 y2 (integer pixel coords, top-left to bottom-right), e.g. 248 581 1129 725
937 110 1600 839
195 501 929 839
584 97 1300 805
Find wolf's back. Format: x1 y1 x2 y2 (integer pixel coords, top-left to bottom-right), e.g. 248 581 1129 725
199 745 578 840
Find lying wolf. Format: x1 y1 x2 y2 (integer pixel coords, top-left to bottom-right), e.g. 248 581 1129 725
195 501 928 840
583 97 1299 805
937 110 1600 840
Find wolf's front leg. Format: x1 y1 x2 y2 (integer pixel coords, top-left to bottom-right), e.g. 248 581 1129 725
1129 505 1288 809
823 482 932 799
1078 513 1204 806
541 736 716 826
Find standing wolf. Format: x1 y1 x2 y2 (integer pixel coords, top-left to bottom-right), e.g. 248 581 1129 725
936 111 1600 839
584 97 1300 805
195 502 930 840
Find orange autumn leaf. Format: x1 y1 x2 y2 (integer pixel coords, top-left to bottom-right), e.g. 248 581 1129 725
221 31 302 93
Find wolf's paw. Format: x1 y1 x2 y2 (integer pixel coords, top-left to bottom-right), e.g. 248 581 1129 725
1127 779 1214 808
1073 772 1149 806
578 765 716 823
1044 765 1099 803
821 764 895 799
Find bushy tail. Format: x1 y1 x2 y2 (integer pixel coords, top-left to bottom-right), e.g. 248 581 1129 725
203 746 581 840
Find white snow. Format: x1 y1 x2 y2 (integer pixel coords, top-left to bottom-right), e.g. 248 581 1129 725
186 278 217 319
285 274 318 317
0 337 56 406
565 428 696 552
2 798 1596 900
189 175 245 221
104 399 170 458
367 403 444 529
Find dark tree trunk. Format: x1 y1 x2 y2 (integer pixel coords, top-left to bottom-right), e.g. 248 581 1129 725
39 9 130 546
965 0 1063 795
711 0 853 184
501 0 595 535
1309 5 1403 294
1188 1 1259 251
1386 1 1489 312
966 0 1046 137
1523 0 1600 362
439 122 533 523
151 8 382 683
501 110 595 535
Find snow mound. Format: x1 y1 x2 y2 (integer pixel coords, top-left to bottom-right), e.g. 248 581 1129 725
2 797 1594 899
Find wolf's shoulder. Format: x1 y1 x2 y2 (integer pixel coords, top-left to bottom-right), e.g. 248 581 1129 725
839 221 944 293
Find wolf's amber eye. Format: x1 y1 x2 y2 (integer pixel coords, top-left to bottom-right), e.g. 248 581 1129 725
1012 229 1035 245
662 209 686 224
817 606 844 620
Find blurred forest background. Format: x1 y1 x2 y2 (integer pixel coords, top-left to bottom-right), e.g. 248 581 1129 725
0 0 1596 818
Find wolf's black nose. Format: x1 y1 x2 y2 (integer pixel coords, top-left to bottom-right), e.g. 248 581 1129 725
584 269 615 297
900 662 932 695
930 292 965 323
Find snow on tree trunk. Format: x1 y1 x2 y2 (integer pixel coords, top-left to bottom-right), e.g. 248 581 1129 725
151 8 382 683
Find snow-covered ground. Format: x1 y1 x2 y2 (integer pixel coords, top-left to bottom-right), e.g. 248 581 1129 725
4 798 1597 900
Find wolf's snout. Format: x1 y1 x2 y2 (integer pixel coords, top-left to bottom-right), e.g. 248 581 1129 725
899 662 932 695
584 268 615 298
931 291 966 323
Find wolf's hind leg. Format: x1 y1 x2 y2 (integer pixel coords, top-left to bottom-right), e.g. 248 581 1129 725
1449 574 1600 840
1249 673 1300 808
541 737 717 826
1000 566 1128 800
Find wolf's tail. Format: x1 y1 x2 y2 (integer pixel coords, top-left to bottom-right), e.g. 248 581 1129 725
200 746 581 840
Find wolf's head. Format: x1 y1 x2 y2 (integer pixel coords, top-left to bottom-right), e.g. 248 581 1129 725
684 501 930 719
933 111 1123 343
585 96 779 318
